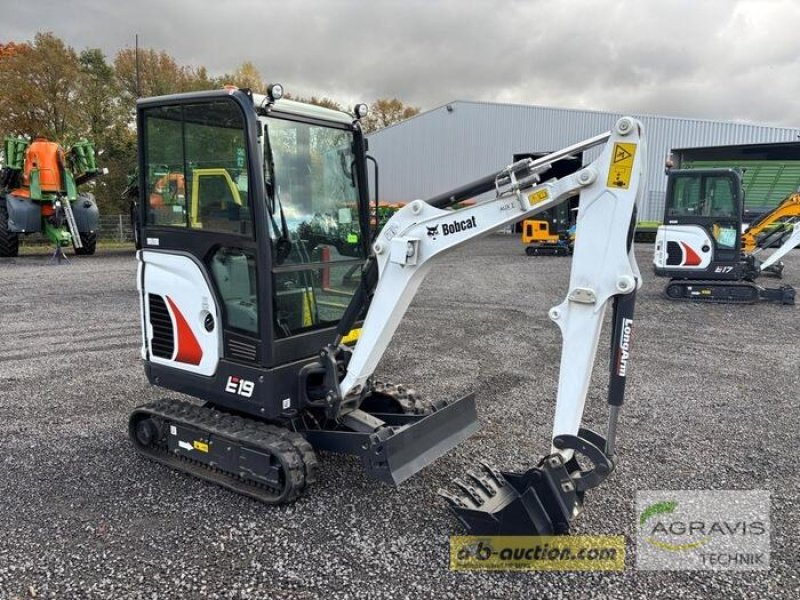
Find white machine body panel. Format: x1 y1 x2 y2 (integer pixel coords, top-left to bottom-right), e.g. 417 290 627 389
139 250 221 376
653 224 714 270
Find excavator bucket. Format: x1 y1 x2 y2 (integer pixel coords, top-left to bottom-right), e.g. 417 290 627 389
440 457 582 535
440 429 614 535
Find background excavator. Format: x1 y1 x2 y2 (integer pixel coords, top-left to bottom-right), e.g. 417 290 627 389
129 86 646 535
653 167 800 303
0 135 104 257
521 211 575 256
740 190 800 253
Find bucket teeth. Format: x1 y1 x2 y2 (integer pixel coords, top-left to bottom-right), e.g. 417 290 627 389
479 462 506 487
439 462 509 511
466 469 497 497
437 488 470 509
453 478 485 506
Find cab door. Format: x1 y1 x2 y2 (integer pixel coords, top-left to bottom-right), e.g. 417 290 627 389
137 92 268 376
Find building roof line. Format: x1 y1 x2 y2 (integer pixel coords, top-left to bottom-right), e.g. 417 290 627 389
369 98 800 136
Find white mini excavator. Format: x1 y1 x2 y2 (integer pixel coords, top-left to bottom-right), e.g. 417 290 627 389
130 86 646 535
653 167 800 304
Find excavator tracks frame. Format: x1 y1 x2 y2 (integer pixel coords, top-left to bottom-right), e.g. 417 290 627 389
664 279 795 304
129 399 318 504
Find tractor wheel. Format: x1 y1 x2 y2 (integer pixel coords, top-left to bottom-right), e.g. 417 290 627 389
74 231 97 256
0 202 20 258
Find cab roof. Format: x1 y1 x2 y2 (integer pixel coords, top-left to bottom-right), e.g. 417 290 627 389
252 93 355 125
137 88 355 126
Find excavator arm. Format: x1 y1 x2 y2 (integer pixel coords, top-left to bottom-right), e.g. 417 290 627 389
327 117 647 534
742 192 800 252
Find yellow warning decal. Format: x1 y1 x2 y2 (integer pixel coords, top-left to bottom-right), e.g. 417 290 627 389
342 327 361 345
193 441 209 453
528 189 549 206
606 143 637 189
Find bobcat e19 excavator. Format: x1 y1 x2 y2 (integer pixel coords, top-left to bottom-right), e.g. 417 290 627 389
130 86 646 535
653 168 800 304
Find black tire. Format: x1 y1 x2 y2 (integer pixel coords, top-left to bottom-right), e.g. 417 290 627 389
74 231 97 256
0 201 20 258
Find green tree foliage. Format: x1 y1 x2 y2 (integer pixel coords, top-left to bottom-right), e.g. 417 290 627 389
77 48 136 213
78 48 118 137
362 98 420 133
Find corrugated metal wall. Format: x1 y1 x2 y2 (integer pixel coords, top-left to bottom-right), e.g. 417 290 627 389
367 101 800 221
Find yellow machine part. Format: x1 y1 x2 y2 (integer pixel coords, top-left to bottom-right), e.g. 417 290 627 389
521 219 559 245
741 193 800 252
189 168 244 228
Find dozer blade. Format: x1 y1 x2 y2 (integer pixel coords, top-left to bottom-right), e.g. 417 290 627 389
440 429 614 535
304 392 479 485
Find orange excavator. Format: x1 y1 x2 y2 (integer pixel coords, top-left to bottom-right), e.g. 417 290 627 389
741 192 800 253
0 135 104 257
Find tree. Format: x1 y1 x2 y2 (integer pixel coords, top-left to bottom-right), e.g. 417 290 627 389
115 48 211 104
78 48 119 137
0 32 83 138
362 98 420 133
92 122 137 214
221 61 266 93
0 42 27 60
298 96 343 112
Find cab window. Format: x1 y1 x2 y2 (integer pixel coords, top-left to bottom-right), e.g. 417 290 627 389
143 100 252 235
668 174 738 219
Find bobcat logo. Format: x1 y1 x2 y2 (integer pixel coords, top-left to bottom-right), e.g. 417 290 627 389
426 225 440 240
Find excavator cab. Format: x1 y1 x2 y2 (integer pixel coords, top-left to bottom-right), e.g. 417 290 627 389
655 168 743 276
132 89 479 500
654 168 795 303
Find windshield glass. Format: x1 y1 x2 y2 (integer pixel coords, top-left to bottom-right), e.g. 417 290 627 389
264 116 366 338
265 118 362 256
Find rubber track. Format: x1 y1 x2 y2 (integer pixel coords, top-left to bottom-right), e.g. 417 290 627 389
130 398 318 504
664 280 760 304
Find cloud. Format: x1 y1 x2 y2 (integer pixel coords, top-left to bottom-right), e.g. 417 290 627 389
6 0 800 126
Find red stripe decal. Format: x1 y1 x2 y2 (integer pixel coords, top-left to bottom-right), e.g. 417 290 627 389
165 296 203 365
680 241 702 266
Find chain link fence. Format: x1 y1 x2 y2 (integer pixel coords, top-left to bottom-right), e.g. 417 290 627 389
97 214 135 243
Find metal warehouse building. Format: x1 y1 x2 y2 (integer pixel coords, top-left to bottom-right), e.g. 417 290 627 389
367 101 800 221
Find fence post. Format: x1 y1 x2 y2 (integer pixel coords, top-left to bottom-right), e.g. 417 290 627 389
118 214 124 243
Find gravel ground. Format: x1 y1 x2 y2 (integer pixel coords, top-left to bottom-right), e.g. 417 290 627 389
0 236 798 599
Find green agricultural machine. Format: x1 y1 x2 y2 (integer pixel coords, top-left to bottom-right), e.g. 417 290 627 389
0 135 104 257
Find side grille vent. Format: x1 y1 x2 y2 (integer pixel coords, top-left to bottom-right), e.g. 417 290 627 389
227 336 259 363
148 294 174 359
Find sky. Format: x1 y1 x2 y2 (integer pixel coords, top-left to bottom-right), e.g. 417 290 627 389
6 0 800 127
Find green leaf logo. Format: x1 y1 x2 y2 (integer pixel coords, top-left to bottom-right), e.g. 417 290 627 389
640 501 677 525
640 500 710 552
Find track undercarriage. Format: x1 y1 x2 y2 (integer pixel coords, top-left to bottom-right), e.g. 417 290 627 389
129 380 478 502
664 279 795 304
